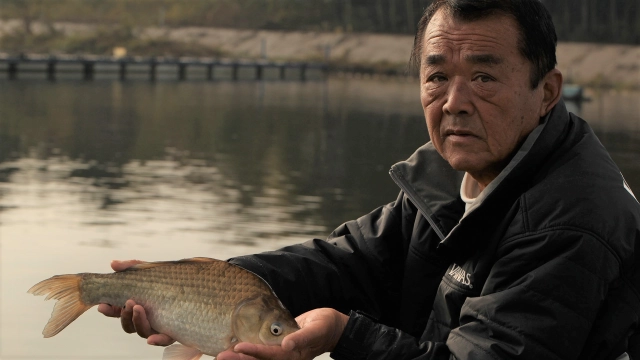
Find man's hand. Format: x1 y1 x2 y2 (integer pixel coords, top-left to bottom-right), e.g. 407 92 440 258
217 308 349 360
97 260 176 346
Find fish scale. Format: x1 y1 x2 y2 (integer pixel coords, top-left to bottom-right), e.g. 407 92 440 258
29 257 299 359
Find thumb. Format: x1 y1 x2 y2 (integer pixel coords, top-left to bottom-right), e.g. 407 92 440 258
281 338 296 352
281 334 301 352
281 329 314 352
111 259 145 272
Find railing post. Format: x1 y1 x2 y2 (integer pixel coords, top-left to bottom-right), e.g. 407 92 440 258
321 64 329 79
8 61 18 80
119 61 126 80
256 65 263 80
231 63 239 81
300 63 307 81
46 58 56 81
207 63 214 80
150 58 157 81
83 61 94 80
178 63 187 80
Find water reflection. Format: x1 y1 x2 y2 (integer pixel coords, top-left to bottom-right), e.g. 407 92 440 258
0 79 638 360
0 80 430 233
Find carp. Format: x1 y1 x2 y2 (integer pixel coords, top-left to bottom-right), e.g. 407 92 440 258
28 257 299 359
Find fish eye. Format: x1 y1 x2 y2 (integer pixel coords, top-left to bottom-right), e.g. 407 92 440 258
270 322 283 336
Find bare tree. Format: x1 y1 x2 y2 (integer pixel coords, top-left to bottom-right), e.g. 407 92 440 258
3 0 43 34
406 0 415 33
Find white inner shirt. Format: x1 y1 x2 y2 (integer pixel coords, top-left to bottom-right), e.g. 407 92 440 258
460 172 483 213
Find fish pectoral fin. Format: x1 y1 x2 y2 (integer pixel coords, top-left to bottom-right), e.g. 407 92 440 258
162 343 203 360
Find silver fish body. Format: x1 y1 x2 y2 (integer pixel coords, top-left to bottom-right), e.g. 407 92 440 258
29 257 299 359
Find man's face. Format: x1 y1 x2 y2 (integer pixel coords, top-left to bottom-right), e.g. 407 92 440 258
420 10 547 188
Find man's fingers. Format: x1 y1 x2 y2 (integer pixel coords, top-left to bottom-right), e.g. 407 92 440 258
111 259 145 272
120 300 136 333
97 303 122 318
147 333 176 346
232 343 282 358
132 305 154 338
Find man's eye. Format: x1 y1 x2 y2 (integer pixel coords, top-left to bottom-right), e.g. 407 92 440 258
475 74 494 83
427 74 447 83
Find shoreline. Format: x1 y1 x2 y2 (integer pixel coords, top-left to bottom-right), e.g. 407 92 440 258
1 19 638 89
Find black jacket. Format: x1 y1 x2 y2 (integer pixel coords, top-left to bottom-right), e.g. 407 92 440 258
230 101 640 359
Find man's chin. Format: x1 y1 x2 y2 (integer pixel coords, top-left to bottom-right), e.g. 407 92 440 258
443 154 488 173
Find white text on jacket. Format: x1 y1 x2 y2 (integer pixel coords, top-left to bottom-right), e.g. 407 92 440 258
449 264 473 288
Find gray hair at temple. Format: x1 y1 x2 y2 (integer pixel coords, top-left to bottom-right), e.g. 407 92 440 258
410 0 558 89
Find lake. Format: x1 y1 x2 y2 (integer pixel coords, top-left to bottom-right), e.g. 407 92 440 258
1 77 638 360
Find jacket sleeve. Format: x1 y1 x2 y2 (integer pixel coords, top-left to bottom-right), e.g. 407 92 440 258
329 229 620 360
331 311 453 359
229 191 415 321
446 229 619 360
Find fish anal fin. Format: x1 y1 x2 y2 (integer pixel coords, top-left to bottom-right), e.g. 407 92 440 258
27 274 92 338
128 257 218 271
162 343 204 360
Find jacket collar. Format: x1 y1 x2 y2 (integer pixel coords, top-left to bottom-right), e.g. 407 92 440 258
390 100 571 245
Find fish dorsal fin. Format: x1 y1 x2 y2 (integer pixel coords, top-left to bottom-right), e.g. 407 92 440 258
162 343 203 360
128 257 218 270
180 257 217 263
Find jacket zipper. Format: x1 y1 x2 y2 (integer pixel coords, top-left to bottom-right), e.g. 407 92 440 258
389 168 446 241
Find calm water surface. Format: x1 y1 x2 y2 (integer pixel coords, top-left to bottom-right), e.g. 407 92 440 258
0 78 638 359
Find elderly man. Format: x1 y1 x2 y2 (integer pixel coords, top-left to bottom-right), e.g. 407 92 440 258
101 0 640 358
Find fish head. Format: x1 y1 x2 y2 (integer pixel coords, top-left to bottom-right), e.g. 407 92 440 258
256 304 300 346
232 294 300 346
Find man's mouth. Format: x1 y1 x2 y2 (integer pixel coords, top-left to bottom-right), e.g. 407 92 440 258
444 129 477 138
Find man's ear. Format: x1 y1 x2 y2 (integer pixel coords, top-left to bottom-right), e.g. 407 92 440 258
540 69 563 116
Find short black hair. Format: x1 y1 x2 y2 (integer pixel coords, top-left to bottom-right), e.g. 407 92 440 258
410 0 557 89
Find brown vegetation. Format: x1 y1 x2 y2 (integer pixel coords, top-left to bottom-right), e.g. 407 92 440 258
0 0 638 43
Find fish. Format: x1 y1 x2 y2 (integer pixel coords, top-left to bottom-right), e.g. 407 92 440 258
28 257 300 360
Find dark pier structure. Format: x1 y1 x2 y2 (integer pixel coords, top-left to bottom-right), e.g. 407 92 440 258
0 54 328 81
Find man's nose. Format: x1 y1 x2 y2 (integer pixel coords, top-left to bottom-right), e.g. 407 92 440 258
442 77 473 116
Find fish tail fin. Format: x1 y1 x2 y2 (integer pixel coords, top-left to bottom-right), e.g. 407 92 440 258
28 274 92 338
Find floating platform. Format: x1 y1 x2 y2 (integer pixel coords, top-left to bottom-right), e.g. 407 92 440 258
0 53 328 81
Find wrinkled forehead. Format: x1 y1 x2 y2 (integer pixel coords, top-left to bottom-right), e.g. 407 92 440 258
421 8 523 63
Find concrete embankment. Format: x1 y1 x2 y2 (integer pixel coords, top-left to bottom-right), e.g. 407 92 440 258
155 27 640 89
1 19 638 88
